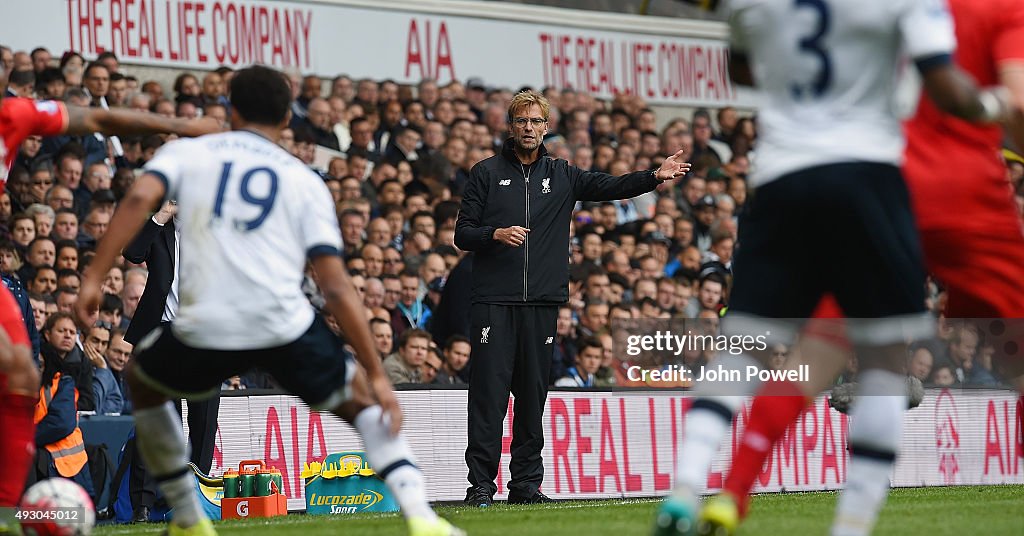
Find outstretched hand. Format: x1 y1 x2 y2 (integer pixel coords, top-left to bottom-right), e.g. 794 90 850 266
655 149 693 182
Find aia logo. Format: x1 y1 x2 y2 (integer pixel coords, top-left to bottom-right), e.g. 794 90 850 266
934 388 960 484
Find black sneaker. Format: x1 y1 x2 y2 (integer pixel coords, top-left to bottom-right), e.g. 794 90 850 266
131 506 151 523
507 491 554 504
465 485 493 507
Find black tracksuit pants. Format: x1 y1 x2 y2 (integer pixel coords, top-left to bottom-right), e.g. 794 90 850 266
465 303 558 497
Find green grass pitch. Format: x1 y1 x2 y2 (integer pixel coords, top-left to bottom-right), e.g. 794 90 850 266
94 486 1023 535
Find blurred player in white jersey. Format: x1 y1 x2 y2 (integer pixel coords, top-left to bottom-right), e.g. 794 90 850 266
76 66 464 536
653 1 1017 536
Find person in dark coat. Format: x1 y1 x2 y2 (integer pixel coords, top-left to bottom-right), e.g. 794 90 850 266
121 200 220 522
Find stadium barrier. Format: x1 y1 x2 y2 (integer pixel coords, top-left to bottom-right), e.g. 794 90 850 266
180 387 1024 510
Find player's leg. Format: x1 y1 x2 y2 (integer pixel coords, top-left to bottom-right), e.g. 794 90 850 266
718 303 852 518
267 316 462 536
828 164 931 536
656 172 822 536
128 326 239 535
332 368 463 535
0 286 41 530
506 305 556 502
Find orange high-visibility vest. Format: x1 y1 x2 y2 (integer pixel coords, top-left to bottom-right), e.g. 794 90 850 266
33 373 87 478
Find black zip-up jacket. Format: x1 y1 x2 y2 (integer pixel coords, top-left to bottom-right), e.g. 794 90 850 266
455 138 661 305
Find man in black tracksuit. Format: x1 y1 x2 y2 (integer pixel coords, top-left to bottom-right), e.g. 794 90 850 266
455 91 691 506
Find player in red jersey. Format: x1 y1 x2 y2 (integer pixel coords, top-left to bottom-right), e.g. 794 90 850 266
696 1 1024 534
0 53 218 534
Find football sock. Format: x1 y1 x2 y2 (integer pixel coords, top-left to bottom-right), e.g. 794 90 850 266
0 393 37 506
354 405 436 520
674 353 761 493
674 396 745 493
723 380 811 517
831 370 906 536
134 402 204 528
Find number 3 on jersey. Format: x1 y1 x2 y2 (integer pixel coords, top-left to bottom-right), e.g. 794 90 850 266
791 0 832 99
212 162 279 230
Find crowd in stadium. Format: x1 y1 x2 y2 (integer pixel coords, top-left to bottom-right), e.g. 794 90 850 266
2 43 1023 415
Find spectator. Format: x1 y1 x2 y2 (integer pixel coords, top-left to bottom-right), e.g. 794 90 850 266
301 97 340 151
422 347 443 384
53 286 78 313
82 207 110 241
967 340 1000 386
104 328 133 413
103 266 124 296
83 323 122 415
41 312 95 412
555 336 603 388
0 241 21 276
82 62 110 108
383 328 430 385
929 363 958 387
32 332 94 500
339 209 365 257
391 268 431 339
947 323 979 383
10 213 35 250
56 269 80 292
120 280 145 324
30 47 51 73
75 162 112 215
361 244 385 278
25 204 55 238
436 334 470 385
44 184 74 213
370 317 394 357
28 265 57 295
172 72 201 105
52 209 78 242
577 300 609 340
907 342 936 383
98 293 123 329
54 240 78 271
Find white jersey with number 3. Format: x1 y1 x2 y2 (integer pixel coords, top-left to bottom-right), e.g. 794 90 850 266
144 131 342 350
726 0 956 186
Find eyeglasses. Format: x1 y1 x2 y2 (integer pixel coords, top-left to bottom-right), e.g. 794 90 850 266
32 180 53 186
512 117 547 127
383 259 401 265
95 321 113 330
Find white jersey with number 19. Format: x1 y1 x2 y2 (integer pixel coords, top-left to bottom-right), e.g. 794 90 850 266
144 130 342 350
726 0 955 187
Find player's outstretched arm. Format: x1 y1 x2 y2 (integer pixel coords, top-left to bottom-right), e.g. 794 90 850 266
64 105 222 138
75 174 166 327
310 253 403 435
920 65 1012 124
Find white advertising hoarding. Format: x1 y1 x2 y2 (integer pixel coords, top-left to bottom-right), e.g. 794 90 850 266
184 388 1024 510
0 0 753 107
